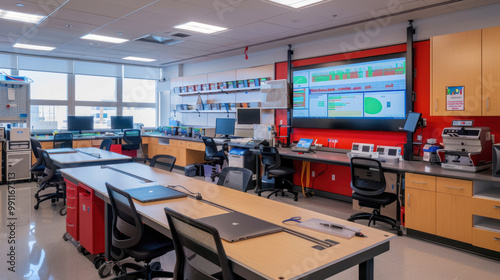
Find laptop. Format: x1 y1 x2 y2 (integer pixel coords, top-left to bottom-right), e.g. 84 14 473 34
291 138 314 152
197 212 283 242
124 185 187 203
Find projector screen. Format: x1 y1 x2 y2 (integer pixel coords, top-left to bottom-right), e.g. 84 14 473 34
292 52 409 131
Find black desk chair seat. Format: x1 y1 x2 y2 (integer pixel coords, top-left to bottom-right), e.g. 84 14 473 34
100 138 112 151
31 139 45 178
150 154 176 172
53 133 73 149
217 167 253 192
106 183 174 280
347 157 402 235
257 146 298 201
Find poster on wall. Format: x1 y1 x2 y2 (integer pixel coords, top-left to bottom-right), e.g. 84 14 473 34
446 86 465 111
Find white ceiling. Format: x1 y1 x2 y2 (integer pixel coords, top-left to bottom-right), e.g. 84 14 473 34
0 0 499 66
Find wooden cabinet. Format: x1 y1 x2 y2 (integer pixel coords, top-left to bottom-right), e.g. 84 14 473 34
74 140 92 148
482 26 500 116
431 29 482 116
406 187 436 234
436 193 472 243
142 137 207 167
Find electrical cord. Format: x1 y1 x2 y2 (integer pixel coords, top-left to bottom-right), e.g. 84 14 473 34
308 165 329 197
168 185 202 200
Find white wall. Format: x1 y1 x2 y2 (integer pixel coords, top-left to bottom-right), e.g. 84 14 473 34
176 3 500 76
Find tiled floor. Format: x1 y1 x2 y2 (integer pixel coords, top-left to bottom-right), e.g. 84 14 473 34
1 178 499 280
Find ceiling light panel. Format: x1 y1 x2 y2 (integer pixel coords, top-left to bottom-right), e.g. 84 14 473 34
81 34 128 43
13 43 55 51
174 21 227 34
265 0 330 9
0 9 45 24
123 56 156 62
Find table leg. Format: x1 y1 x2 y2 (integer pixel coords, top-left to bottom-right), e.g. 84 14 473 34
359 258 374 280
104 203 112 260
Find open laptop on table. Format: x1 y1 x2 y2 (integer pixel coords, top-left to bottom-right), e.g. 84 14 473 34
291 138 314 153
197 212 283 242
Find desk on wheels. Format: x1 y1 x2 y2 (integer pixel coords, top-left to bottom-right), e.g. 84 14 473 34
61 162 393 280
47 147 133 168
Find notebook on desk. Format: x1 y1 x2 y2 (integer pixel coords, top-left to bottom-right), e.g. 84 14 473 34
197 212 283 242
124 185 187 203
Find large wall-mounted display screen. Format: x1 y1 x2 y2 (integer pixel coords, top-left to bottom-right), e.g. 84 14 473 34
292 53 409 131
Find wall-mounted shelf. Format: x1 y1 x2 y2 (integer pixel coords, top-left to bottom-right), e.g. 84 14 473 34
177 110 236 113
178 86 260 96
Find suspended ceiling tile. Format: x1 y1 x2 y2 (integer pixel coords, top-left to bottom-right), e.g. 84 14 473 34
236 21 293 36
142 0 215 18
215 29 267 41
121 10 185 28
26 28 85 44
303 0 394 19
62 0 142 18
52 8 118 25
107 41 167 52
263 10 332 29
448 0 500 10
187 34 242 47
0 0 58 16
97 19 165 40
41 18 101 34
195 0 289 29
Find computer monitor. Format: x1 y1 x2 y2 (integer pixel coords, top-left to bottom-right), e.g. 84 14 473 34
236 108 261 127
67 116 94 132
402 112 422 133
215 118 235 138
111 116 133 130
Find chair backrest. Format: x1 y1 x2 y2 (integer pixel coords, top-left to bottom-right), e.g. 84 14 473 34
100 138 112 151
40 150 57 182
53 133 73 149
350 157 386 196
150 154 176 172
31 138 42 159
164 207 235 280
105 183 143 249
202 137 218 160
123 129 141 144
260 146 281 177
217 167 253 192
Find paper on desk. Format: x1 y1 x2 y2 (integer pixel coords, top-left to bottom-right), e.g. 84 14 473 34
298 218 360 239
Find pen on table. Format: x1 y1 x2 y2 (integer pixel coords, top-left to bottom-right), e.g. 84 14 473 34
319 222 367 237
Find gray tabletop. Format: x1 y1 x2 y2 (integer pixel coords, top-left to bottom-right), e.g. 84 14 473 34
49 147 132 167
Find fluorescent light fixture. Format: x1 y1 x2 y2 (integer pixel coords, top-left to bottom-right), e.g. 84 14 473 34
0 9 45 24
13 43 55 51
122 56 157 62
81 34 128 44
266 0 330 9
174 21 227 34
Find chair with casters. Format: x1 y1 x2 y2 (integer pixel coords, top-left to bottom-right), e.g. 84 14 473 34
121 129 142 158
149 154 176 172
100 138 112 151
30 138 45 181
202 137 228 182
34 150 65 214
164 207 243 280
105 183 174 280
347 157 402 236
217 167 253 192
257 146 298 201
53 133 73 149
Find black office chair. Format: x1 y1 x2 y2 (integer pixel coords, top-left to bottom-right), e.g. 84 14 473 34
122 129 142 158
100 138 112 151
202 137 228 182
53 133 73 148
34 150 65 212
257 146 298 201
217 167 253 192
150 154 176 172
105 183 174 280
347 157 401 235
30 138 45 180
164 207 242 280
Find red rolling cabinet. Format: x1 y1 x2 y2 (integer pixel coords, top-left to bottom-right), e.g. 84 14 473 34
64 179 79 241
78 183 105 255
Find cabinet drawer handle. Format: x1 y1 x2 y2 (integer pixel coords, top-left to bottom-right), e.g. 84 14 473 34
67 205 76 210
493 206 500 209
444 186 463 190
411 181 427 184
435 99 438 111
407 193 411 207
494 237 500 241
67 223 74 227
487 97 490 111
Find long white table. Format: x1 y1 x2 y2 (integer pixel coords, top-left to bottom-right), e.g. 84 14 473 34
61 162 394 280
47 147 133 168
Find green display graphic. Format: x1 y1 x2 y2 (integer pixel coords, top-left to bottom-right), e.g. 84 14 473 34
293 76 308 84
364 97 383 114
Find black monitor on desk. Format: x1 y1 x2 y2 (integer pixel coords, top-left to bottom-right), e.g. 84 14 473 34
68 116 94 133
215 118 235 138
111 116 133 130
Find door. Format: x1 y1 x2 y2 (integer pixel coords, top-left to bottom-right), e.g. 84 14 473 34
405 188 436 234
436 193 472 243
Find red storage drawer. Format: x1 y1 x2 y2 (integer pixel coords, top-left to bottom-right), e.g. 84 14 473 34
78 183 105 255
67 204 78 221
66 193 77 207
110 144 122 153
66 217 78 241
65 179 78 197
121 149 137 157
